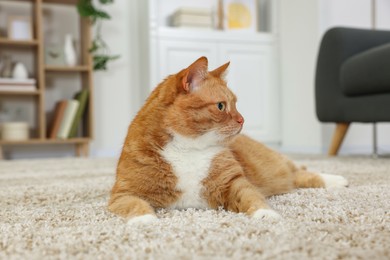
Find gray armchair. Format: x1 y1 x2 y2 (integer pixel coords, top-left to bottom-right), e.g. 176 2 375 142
315 27 390 155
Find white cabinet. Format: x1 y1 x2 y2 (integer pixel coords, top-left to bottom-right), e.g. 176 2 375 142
219 43 279 142
157 39 218 85
141 0 280 144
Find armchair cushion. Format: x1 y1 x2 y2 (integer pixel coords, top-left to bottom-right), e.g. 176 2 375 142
341 43 390 96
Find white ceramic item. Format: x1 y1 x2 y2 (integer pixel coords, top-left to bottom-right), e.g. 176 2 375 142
12 62 29 79
64 34 77 66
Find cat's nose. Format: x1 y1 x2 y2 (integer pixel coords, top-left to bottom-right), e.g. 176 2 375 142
237 116 244 126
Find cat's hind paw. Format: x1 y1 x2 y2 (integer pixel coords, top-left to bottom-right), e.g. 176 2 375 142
252 209 282 222
127 214 158 226
320 173 349 188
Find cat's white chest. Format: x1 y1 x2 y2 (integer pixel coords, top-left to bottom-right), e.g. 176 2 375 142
161 132 223 209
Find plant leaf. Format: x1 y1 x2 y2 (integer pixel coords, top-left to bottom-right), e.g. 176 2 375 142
77 0 110 19
77 0 94 17
94 10 111 19
99 0 114 4
89 40 100 53
77 0 119 71
93 55 119 70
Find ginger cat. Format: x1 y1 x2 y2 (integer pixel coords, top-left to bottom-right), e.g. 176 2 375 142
108 57 348 224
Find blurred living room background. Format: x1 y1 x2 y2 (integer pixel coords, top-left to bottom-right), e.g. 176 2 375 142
0 0 389 160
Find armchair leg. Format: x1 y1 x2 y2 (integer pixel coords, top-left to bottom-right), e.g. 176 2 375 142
373 123 378 157
328 123 350 156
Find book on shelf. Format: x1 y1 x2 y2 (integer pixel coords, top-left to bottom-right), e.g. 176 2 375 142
172 8 213 28
174 7 212 16
172 12 212 27
172 19 213 28
172 22 213 28
0 78 36 85
68 89 89 138
0 85 36 92
56 100 80 139
48 100 68 139
173 14 213 25
0 77 37 92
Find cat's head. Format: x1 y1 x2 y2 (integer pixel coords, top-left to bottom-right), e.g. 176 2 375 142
165 57 244 144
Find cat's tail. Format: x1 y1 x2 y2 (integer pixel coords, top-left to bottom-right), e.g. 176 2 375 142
293 166 349 189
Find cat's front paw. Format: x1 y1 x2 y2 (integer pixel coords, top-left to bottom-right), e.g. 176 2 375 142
320 173 349 188
127 214 158 226
252 209 282 222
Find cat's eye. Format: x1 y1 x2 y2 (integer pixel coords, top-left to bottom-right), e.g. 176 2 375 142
217 102 225 111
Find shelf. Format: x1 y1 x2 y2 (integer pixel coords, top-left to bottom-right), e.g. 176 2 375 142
0 0 93 159
0 0 36 3
155 27 277 44
0 137 91 145
0 90 40 95
45 65 90 72
0 0 79 5
43 0 79 5
0 38 39 47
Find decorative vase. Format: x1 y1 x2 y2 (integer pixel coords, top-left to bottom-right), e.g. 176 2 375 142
64 34 77 66
1 55 13 78
12 62 29 79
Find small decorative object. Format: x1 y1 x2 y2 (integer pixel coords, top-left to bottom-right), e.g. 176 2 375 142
0 55 13 78
222 0 258 32
64 34 77 66
171 7 213 29
45 44 65 66
7 16 33 40
12 62 29 79
1 122 29 141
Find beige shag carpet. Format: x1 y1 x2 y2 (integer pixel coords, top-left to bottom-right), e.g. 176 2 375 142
0 156 389 259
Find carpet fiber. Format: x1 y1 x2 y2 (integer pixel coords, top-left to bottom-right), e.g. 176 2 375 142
0 156 389 259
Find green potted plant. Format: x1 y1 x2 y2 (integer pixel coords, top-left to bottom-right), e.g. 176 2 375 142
77 0 119 70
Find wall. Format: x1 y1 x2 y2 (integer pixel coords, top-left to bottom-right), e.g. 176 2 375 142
90 0 137 158
279 0 323 153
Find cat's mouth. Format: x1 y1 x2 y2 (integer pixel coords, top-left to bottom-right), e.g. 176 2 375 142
219 125 243 138
235 125 243 135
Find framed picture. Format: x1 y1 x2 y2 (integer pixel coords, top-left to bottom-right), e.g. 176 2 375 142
7 16 33 40
222 0 258 32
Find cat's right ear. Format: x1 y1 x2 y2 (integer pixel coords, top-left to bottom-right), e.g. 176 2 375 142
181 56 208 92
210 61 230 78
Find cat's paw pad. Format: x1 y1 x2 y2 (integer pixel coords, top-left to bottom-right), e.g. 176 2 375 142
127 214 158 226
320 173 349 188
252 209 282 222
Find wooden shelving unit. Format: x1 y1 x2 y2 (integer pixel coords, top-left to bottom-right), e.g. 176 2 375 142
0 0 94 159
45 65 90 72
0 38 39 46
0 90 40 95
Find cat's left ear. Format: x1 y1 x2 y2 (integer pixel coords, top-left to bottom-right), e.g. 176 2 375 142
210 61 230 78
182 56 208 92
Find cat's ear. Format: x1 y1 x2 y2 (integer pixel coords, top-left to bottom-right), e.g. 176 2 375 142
182 56 208 92
210 61 230 78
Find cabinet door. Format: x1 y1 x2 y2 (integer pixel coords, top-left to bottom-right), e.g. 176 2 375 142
219 43 280 143
154 39 218 88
